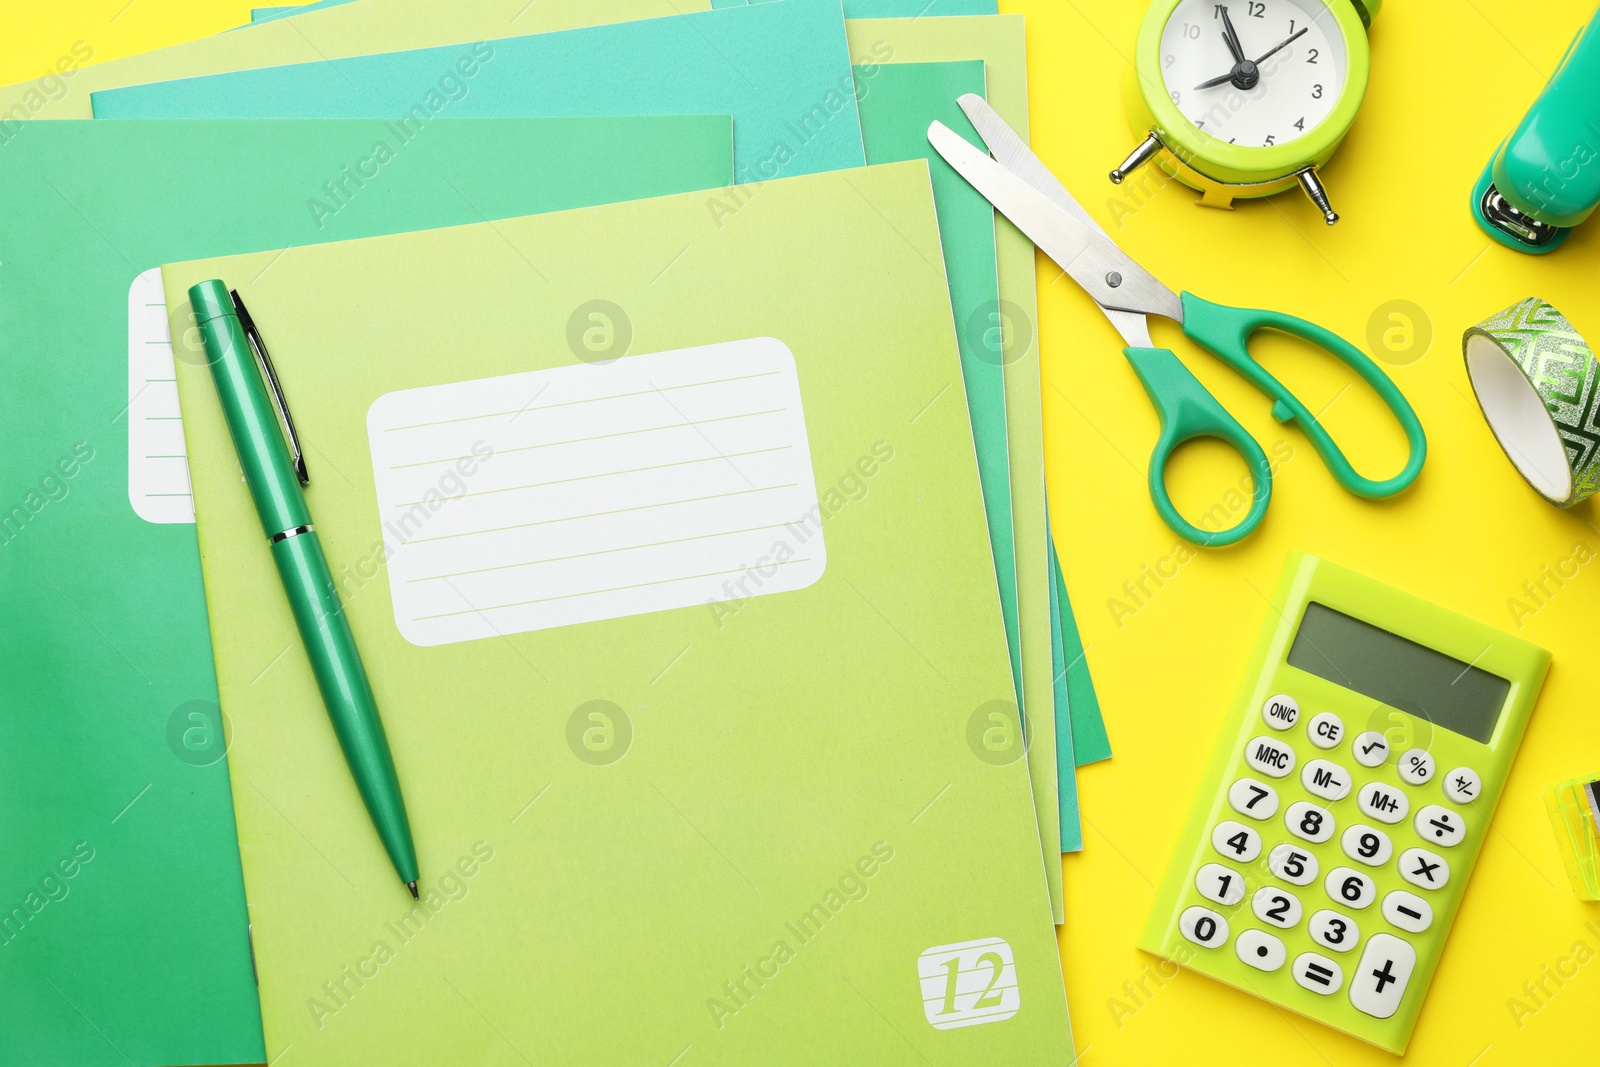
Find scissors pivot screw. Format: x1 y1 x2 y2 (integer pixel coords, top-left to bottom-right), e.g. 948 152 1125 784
1106 271 1123 288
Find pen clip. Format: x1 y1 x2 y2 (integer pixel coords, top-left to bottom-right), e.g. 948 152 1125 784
229 289 309 486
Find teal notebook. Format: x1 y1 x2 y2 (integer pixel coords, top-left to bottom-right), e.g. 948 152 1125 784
95 0 863 185
0 116 731 1067
256 0 1000 21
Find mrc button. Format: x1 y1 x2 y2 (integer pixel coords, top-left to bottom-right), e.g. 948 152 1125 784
1245 736 1296 778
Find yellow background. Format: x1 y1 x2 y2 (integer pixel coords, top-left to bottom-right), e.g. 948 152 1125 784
5 1 1598 1063
1026 1 1600 1065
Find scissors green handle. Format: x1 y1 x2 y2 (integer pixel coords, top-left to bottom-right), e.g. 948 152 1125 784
1124 293 1427 547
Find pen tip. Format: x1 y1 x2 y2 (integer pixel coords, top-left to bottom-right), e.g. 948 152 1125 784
407 881 419 900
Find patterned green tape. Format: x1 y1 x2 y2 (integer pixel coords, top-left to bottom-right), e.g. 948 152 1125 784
1463 297 1600 507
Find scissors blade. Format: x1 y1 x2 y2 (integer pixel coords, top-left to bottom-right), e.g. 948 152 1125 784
955 94 1109 239
928 118 1183 343
954 94 1159 347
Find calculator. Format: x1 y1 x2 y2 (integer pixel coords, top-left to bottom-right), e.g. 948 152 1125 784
1139 553 1550 1054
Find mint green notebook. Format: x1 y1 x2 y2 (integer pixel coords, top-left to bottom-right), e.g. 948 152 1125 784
0 115 731 1067
158 159 1071 1065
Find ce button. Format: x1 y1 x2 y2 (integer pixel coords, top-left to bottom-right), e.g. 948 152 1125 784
1307 712 1344 751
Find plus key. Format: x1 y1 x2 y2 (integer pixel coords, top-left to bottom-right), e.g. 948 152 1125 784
1350 935 1417 1019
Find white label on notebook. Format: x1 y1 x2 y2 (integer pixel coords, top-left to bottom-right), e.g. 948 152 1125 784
917 937 1021 1029
127 268 195 524
367 337 826 646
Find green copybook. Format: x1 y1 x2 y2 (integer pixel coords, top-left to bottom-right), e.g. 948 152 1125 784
159 160 1071 1065
0 0 711 119
0 115 732 1067
855 59 1063 884
849 18 1077 888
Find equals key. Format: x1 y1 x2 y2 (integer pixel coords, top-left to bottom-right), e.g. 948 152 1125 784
1294 953 1344 995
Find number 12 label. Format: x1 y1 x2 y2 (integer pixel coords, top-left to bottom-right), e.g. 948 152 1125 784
917 938 1021 1029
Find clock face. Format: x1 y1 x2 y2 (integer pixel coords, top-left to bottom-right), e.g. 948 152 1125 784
1158 0 1348 149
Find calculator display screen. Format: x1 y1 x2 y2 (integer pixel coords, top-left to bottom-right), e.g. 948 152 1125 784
1286 603 1510 744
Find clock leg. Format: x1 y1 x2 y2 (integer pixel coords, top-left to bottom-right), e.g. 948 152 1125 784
1110 133 1164 185
1297 168 1340 225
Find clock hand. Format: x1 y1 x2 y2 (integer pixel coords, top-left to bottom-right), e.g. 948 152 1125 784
1195 23 1309 91
1220 7 1247 62
1194 70 1241 90
1252 26 1309 65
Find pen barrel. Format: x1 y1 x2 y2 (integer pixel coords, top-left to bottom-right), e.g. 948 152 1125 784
190 280 311 536
272 530 419 885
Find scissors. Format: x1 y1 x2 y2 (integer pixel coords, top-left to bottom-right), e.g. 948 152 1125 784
928 95 1427 547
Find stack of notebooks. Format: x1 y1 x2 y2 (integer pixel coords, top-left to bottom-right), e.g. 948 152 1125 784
0 1 1111 1062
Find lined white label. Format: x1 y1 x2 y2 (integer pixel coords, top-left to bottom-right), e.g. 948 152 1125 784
127 268 194 523
367 338 826 646
917 937 1021 1029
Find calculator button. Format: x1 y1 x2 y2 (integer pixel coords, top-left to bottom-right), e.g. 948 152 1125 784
1212 821 1262 862
1382 891 1433 933
1443 767 1482 804
1307 712 1344 750
1340 824 1393 867
1398 749 1436 786
1228 777 1280 820
1268 844 1318 886
1244 736 1296 778
1325 867 1377 910
1308 909 1360 953
1252 886 1303 929
1262 694 1300 730
1357 781 1408 824
1180 906 1229 949
1292 952 1344 995
1286 801 1335 844
1414 805 1466 847
1399 847 1450 891
1235 929 1287 972
1301 759 1352 802
1352 731 1390 768
1196 863 1246 906
1349 934 1417 1019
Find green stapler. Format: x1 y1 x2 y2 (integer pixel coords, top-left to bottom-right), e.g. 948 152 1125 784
1473 4 1600 253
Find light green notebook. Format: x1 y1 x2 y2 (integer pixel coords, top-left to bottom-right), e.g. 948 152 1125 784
854 59 1069 885
850 16 1075 901
0 115 732 1067
0 0 708 118
160 160 1071 1065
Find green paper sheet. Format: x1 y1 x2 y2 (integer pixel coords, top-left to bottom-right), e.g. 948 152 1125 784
1049 535 1084 852
161 160 1072 1065
1059 544 1111 766
0 0 711 119
857 63 1020 732
0 115 732 1067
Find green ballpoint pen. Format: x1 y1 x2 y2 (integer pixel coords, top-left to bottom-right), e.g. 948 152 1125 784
189 279 420 900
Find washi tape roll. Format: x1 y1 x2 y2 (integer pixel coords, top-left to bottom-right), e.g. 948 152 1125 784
1463 297 1600 507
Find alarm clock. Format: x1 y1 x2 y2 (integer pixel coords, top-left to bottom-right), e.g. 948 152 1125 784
1111 0 1380 223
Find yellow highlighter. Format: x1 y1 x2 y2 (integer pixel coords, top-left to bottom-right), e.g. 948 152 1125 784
1548 776 1600 900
